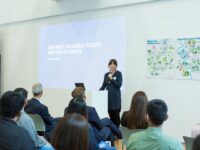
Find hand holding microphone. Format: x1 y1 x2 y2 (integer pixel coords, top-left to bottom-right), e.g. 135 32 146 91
108 72 113 80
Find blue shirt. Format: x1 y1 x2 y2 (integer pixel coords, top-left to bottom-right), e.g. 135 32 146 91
17 110 48 147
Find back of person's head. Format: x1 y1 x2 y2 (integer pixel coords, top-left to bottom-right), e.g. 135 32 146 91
32 83 43 96
147 99 168 126
0 91 24 118
193 134 200 150
52 113 88 150
67 98 87 119
14 88 28 100
71 87 85 99
126 91 148 129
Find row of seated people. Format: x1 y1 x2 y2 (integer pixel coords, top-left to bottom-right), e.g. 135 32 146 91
1 82 200 150
64 86 122 145
0 83 122 150
0 90 91 150
0 88 55 150
26 83 122 149
121 91 184 149
120 91 200 150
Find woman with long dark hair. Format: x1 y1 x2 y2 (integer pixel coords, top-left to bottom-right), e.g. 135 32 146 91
121 91 148 129
66 98 99 150
52 113 88 150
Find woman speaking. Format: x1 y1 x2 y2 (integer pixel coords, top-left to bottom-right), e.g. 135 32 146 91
100 59 122 128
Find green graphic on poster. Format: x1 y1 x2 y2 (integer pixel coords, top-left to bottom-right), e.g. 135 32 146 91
147 38 200 80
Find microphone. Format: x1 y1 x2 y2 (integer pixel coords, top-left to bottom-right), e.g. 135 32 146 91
108 72 112 81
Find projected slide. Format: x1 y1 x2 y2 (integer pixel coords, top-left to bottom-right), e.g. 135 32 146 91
39 17 125 90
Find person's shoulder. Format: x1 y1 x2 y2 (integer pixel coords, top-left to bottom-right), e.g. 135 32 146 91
87 105 95 110
121 111 128 118
129 129 146 140
104 72 109 76
122 111 128 115
87 105 96 113
32 98 47 109
16 124 31 134
40 102 48 108
116 70 122 76
27 98 40 106
127 130 146 148
26 98 33 105
18 112 32 122
161 133 183 149
128 131 146 143
116 70 122 74
17 125 36 147
29 98 37 102
19 112 32 120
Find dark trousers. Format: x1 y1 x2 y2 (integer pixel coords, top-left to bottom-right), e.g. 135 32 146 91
108 108 121 128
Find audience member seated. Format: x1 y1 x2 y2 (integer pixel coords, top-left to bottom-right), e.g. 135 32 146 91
14 87 53 150
127 99 183 150
193 134 200 150
66 98 99 150
52 113 88 150
64 87 122 145
121 91 148 129
191 123 200 138
25 83 56 139
0 91 36 150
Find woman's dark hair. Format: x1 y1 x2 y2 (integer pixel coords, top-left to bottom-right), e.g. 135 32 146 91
52 114 88 150
67 98 87 119
0 91 24 118
125 91 148 129
108 59 117 67
147 99 168 126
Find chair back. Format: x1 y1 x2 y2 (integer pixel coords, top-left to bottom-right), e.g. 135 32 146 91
183 136 194 150
27 113 46 132
120 126 145 148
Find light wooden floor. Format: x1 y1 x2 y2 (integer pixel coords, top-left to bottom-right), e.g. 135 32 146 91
114 139 124 150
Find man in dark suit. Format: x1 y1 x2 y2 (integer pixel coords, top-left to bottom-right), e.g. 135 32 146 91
25 83 56 137
0 91 36 150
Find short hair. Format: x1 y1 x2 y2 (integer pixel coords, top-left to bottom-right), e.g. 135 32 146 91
147 99 168 126
108 59 117 67
71 87 85 99
52 113 88 150
0 91 24 118
32 83 43 96
67 98 87 119
193 134 200 150
14 88 28 100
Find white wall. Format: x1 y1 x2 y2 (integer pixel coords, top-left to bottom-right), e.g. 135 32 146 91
0 0 200 141
0 0 155 24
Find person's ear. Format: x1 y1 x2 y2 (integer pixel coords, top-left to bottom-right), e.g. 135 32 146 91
16 112 21 121
16 112 21 117
24 99 28 106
